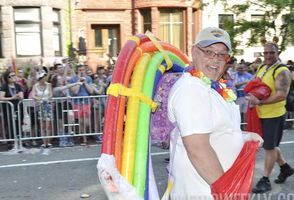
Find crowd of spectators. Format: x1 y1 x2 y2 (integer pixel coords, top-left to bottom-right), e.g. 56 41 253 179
0 56 293 151
226 57 294 129
0 60 112 150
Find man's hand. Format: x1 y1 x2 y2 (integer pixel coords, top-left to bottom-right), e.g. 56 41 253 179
243 131 264 147
246 94 260 107
80 77 86 82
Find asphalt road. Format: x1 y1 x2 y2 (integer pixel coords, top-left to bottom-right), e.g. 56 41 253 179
0 129 293 200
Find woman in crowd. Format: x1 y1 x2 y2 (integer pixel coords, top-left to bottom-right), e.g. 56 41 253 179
31 67 53 149
0 70 24 149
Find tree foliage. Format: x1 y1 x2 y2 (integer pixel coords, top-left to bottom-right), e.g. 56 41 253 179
217 0 294 54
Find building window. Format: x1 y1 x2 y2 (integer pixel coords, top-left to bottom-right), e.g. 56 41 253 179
92 25 120 58
251 14 265 44
53 9 61 56
94 29 102 47
159 9 184 51
0 8 2 58
14 7 42 56
141 9 151 33
0 22 2 58
251 15 264 22
218 14 234 30
282 14 293 45
0 33 3 58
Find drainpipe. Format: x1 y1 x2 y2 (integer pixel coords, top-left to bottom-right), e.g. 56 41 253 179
66 0 73 57
131 0 135 35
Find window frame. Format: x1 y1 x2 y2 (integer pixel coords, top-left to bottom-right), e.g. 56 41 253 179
159 8 184 51
53 8 62 56
14 7 42 57
91 24 120 58
0 32 3 58
250 14 265 45
94 28 102 48
141 9 151 33
218 14 234 30
0 7 2 58
282 14 293 45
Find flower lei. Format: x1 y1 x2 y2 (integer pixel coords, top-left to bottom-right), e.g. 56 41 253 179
189 69 237 103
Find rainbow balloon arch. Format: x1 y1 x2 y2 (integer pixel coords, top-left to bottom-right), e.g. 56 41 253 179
97 32 190 199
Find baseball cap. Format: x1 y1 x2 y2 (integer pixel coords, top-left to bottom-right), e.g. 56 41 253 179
37 67 48 80
195 27 232 52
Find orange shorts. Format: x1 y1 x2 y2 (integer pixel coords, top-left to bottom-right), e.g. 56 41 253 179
73 104 91 119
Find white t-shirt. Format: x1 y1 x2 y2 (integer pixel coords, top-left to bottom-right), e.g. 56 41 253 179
167 73 244 199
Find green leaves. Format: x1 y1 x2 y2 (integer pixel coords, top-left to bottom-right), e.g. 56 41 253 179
217 0 293 54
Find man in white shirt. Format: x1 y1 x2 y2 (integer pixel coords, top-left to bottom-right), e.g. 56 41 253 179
167 27 262 199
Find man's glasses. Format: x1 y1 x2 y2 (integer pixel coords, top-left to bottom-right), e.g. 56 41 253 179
9 74 16 78
197 45 230 61
263 51 276 56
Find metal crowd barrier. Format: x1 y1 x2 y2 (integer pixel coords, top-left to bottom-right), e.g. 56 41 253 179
0 101 18 148
16 95 107 150
1 95 294 152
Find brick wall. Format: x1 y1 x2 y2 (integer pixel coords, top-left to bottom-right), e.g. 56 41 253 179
78 0 132 10
134 0 196 8
0 0 67 68
73 0 201 68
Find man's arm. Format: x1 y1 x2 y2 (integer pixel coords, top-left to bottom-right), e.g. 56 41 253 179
69 77 81 95
260 70 290 105
48 83 53 99
83 80 94 94
182 133 224 185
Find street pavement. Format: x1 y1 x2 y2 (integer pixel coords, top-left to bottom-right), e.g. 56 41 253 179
0 129 293 200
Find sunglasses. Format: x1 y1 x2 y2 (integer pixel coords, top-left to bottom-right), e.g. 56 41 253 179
9 74 16 78
263 51 276 55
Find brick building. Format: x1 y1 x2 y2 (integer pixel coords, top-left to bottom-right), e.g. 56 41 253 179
0 0 201 71
0 0 292 72
73 0 202 69
0 0 69 71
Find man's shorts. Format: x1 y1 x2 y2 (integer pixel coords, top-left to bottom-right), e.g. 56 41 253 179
261 115 285 150
73 104 91 119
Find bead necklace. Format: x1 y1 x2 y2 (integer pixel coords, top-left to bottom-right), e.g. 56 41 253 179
189 69 237 103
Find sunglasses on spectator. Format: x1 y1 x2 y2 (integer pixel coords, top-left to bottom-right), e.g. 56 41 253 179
263 51 276 55
9 74 16 78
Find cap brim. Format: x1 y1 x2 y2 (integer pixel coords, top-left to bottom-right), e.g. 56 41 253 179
37 72 47 80
198 40 232 52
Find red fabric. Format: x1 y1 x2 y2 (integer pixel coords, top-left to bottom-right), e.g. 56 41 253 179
243 78 271 100
245 106 263 137
211 141 259 200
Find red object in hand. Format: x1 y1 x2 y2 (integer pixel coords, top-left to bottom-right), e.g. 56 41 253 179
243 78 271 100
246 107 263 137
243 78 269 137
211 141 259 200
